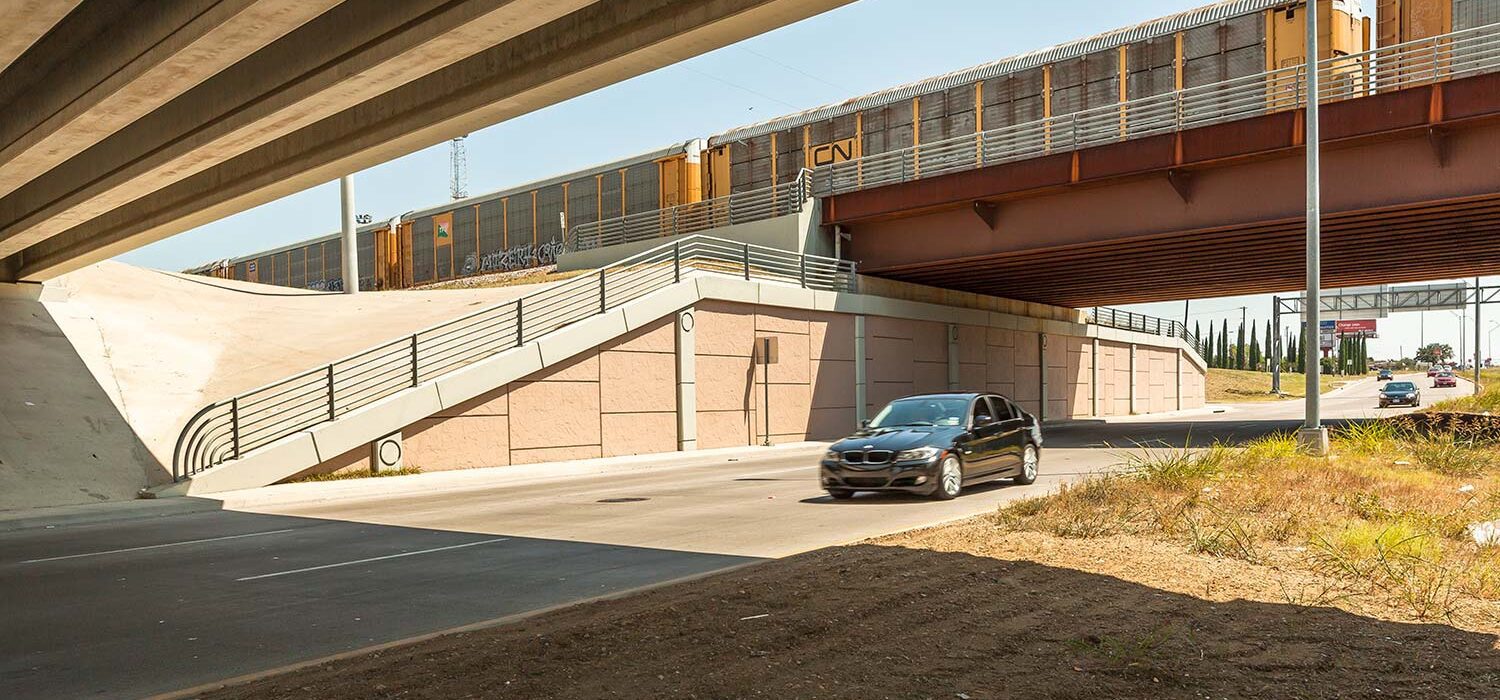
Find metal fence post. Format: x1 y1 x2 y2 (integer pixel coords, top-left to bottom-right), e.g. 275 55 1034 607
230 397 241 459
410 334 419 386
326 364 336 420
673 241 681 283
599 269 607 312
515 299 524 347
743 243 751 280
799 254 807 288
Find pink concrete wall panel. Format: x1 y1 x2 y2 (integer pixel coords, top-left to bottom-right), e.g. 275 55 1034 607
406 415 508 469
504 346 608 464
599 317 677 457
601 412 676 457
694 302 755 449
809 312 855 361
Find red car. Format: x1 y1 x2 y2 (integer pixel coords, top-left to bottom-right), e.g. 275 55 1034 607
1434 372 1458 388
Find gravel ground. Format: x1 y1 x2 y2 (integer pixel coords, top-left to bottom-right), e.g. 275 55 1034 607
197 524 1500 700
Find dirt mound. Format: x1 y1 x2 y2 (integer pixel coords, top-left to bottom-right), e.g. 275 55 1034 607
196 535 1500 699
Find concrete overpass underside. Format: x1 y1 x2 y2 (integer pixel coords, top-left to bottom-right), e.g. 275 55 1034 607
0 0 850 283
826 73 1500 308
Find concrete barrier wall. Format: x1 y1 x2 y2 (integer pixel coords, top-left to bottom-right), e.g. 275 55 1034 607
289 299 1207 479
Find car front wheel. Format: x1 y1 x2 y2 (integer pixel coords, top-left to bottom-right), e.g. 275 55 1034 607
932 454 962 500
1014 444 1039 485
826 488 854 500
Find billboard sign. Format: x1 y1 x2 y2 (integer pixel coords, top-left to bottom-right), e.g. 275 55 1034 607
1320 318 1377 337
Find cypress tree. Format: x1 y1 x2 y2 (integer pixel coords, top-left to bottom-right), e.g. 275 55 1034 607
1296 323 1307 373
1265 320 1274 368
1236 322 1246 370
1221 319 1230 369
1249 325 1261 371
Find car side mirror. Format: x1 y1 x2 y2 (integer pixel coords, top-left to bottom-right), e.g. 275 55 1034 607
859 419 870 429
974 414 993 427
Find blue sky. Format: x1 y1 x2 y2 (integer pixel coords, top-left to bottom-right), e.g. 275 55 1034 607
116 0 1497 363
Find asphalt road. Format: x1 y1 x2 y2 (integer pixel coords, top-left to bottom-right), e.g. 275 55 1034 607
0 372 1476 699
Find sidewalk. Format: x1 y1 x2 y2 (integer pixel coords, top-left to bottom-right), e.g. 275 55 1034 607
0 442 831 532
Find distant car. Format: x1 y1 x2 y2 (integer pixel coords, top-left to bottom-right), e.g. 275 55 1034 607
1427 367 1441 377
1434 372 1458 388
1377 369 1393 381
820 393 1042 501
1379 381 1420 408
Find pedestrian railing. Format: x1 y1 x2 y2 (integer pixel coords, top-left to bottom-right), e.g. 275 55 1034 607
173 234 856 481
811 22 1500 196
569 170 812 252
1091 307 1197 350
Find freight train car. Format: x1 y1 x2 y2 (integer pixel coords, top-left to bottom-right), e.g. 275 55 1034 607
702 0 1373 198
188 141 702 290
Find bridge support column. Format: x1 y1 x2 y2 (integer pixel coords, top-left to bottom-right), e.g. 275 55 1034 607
1090 338 1100 417
340 175 359 294
1128 343 1138 415
676 308 697 451
1038 334 1048 422
854 316 867 424
1176 348 1183 412
946 324 959 391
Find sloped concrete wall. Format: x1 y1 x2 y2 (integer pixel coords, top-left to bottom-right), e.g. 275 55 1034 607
0 288 159 510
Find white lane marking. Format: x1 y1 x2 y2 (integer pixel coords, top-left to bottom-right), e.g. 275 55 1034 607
236 538 510 582
21 529 298 564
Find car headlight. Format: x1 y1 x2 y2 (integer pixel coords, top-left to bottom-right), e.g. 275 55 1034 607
894 446 941 462
825 450 840 461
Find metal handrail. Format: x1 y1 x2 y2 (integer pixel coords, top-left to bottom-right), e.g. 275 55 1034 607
1091 307 1197 350
173 234 856 481
811 22 1500 196
568 169 813 252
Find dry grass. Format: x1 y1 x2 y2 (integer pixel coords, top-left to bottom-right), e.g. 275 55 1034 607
1205 367 1344 402
997 424 1500 622
413 266 588 290
287 466 423 483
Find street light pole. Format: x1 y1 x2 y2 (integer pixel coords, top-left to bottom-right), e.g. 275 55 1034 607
1298 5 1328 455
1476 276 1483 394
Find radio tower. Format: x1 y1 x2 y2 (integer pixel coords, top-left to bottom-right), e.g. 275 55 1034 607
449 135 469 200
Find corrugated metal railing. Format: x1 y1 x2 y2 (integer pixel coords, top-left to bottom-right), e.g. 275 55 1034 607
173 235 856 481
569 170 812 252
812 22 1500 196
1091 307 1197 350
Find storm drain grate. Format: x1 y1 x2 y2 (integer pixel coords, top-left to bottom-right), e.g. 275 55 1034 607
596 497 650 503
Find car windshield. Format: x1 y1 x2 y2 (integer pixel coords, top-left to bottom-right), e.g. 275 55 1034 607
1386 382 1415 392
868 397 969 428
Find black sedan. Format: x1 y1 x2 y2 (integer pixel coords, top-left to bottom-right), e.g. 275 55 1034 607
1378 381 1420 408
820 392 1042 500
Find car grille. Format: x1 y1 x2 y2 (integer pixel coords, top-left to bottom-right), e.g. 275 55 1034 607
840 450 893 465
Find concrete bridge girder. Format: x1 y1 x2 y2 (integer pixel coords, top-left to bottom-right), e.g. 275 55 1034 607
0 0 852 282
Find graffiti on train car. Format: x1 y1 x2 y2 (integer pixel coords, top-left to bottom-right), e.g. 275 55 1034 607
308 278 344 292
466 239 566 274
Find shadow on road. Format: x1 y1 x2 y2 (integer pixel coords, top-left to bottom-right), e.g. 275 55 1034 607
0 504 759 699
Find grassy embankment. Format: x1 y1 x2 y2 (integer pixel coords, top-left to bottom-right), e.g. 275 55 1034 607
998 378 1500 624
1205 367 1346 403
